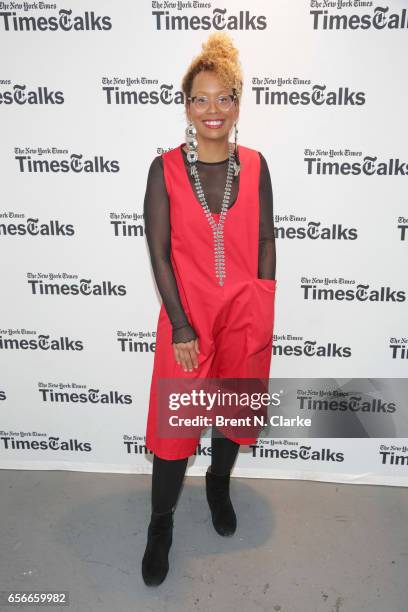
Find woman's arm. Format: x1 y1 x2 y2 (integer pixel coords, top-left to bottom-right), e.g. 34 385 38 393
258 152 276 280
143 155 198 344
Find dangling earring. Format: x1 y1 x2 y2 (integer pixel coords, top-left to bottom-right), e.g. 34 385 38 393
233 122 240 177
185 121 198 175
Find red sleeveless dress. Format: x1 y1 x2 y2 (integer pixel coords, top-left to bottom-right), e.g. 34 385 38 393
145 143 277 460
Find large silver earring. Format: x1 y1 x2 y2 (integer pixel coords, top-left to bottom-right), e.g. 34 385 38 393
185 121 198 172
233 122 240 176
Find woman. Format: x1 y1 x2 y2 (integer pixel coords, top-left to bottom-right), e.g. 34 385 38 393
142 32 277 586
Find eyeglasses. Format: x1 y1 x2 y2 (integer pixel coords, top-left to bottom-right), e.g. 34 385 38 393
187 94 237 113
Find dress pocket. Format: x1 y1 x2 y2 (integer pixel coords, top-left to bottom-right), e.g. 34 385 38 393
251 278 277 349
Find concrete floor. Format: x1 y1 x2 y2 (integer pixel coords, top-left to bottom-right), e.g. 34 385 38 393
1 469 407 612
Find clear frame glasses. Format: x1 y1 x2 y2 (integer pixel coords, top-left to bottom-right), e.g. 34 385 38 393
187 94 237 113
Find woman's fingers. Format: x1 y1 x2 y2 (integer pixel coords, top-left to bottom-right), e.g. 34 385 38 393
180 345 196 371
184 349 195 372
174 346 190 372
173 339 200 372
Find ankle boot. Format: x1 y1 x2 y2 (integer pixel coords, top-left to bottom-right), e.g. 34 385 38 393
205 467 237 536
142 507 174 586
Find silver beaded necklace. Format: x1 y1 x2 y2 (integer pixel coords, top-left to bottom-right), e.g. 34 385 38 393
188 143 239 287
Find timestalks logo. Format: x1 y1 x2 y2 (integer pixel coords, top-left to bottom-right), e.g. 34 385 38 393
15 153 119 173
152 8 267 30
0 216 74 237
0 9 112 32
252 85 365 106
274 219 358 240
110 217 144 238
118 336 156 353
397 217 408 241
379 450 408 466
310 6 408 30
103 83 184 105
298 394 396 413
305 155 408 176
0 84 64 105
389 341 408 360
300 282 406 302
39 387 132 405
0 334 83 351
249 444 345 462
27 278 127 297
124 439 151 454
272 338 351 358
0 436 92 453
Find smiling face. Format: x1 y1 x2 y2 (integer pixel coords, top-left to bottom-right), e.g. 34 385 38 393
185 70 239 145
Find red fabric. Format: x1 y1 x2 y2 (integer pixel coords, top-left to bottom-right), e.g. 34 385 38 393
145 143 277 460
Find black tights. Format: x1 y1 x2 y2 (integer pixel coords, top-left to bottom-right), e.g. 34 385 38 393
151 428 240 514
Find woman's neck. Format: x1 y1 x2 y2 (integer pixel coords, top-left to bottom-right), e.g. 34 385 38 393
182 139 230 163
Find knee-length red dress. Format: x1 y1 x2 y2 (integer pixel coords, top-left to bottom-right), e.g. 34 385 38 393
143 142 277 460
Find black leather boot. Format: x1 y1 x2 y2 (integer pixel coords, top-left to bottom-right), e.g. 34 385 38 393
141 507 174 586
205 467 237 536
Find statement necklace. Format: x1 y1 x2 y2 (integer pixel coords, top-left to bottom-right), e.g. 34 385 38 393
188 143 239 287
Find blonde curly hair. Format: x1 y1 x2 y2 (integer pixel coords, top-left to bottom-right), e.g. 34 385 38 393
181 32 243 101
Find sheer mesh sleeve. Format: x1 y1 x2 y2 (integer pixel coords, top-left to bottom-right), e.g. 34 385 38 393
143 155 198 344
258 152 276 280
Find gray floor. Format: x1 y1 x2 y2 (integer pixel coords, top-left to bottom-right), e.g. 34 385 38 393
1 469 407 612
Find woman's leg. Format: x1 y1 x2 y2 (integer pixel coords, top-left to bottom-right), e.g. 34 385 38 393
206 428 240 536
151 454 188 513
142 454 188 586
210 427 240 475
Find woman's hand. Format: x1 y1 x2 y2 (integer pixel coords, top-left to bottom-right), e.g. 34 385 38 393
173 337 200 372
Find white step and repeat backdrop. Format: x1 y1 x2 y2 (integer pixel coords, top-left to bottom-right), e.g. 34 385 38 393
1 1 407 485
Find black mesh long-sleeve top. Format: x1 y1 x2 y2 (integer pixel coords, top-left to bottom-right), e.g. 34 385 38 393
143 145 276 344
